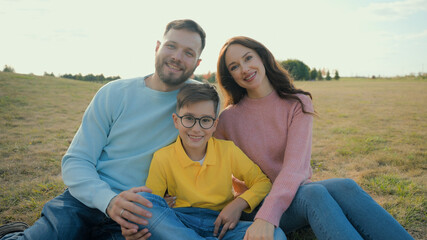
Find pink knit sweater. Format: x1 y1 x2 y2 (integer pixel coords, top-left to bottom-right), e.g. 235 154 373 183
214 90 314 227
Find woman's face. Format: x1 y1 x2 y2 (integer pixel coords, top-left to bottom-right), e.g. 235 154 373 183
224 44 271 98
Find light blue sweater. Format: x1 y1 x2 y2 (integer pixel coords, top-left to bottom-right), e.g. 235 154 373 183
62 75 197 214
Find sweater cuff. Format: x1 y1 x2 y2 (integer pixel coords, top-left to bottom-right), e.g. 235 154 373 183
93 190 118 216
254 196 283 227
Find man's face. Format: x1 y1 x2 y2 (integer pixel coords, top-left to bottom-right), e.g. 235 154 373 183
155 29 202 87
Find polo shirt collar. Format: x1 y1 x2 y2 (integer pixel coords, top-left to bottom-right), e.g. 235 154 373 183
174 136 217 168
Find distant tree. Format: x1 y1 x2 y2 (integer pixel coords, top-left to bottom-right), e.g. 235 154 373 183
310 68 318 80
44 72 55 77
207 72 216 83
326 71 332 80
317 69 323 80
280 59 310 80
3 65 15 73
84 74 96 81
76 73 83 80
202 71 213 81
192 74 203 82
334 70 340 80
96 74 105 81
106 76 121 81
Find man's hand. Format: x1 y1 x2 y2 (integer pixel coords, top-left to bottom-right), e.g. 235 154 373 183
121 227 151 240
107 186 153 231
213 197 248 239
243 218 275 240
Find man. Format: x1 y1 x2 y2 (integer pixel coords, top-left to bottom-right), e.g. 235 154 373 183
0 19 206 240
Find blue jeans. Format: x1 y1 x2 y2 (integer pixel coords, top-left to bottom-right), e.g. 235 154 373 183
241 178 414 240
134 192 286 240
2 189 286 240
1 189 123 240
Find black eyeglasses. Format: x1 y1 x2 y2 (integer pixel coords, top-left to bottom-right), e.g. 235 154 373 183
176 114 216 129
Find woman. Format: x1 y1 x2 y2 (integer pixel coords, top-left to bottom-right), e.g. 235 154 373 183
214 36 413 240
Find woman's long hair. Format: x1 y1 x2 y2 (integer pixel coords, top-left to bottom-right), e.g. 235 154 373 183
217 36 313 114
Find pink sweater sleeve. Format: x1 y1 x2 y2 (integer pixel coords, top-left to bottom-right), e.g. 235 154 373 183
254 97 314 227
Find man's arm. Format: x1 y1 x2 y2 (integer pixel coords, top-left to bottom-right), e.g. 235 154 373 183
62 84 156 231
61 84 118 213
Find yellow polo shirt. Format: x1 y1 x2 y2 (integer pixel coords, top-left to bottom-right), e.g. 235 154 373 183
145 136 271 212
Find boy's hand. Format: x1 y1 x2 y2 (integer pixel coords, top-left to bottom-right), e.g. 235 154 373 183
243 219 275 240
107 186 153 231
213 197 248 239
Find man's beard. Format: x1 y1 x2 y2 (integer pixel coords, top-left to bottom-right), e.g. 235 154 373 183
155 58 196 87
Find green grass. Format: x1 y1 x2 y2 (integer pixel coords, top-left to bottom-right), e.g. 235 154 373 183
0 73 426 239
295 77 426 239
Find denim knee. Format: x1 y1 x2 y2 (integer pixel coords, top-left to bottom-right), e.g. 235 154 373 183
134 192 174 229
325 178 366 198
297 184 330 203
136 192 169 208
333 178 359 191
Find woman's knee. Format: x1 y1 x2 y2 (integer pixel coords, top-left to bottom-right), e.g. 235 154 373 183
319 178 372 204
296 184 330 203
327 178 362 195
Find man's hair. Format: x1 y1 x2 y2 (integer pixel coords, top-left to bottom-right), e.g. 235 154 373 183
177 83 219 116
164 19 206 52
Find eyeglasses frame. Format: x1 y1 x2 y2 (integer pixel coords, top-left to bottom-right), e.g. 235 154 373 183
175 114 217 129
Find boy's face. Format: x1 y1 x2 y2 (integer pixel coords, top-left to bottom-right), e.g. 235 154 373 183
173 100 217 157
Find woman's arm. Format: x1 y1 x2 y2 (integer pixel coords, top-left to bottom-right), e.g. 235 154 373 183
255 96 314 227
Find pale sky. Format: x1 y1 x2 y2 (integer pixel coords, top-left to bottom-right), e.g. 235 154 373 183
1 0 426 78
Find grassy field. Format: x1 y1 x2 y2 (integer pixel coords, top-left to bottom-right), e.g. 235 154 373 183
0 72 426 239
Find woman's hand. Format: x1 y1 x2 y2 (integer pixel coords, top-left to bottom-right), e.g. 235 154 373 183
163 193 176 208
244 218 275 240
214 197 248 239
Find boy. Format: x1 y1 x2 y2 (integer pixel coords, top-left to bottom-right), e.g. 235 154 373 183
144 83 286 239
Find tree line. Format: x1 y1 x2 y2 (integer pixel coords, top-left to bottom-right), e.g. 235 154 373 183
1 65 121 82
279 59 339 81
59 73 121 82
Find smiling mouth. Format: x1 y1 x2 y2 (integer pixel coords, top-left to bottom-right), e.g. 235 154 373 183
244 72 256 81
188 134 203 141
166 61 182 72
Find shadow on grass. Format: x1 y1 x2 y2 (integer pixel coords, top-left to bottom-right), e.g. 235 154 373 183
287 227 317 240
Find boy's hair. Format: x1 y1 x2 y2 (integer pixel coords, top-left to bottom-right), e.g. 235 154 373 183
177 83 219 116
165 19 206 52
